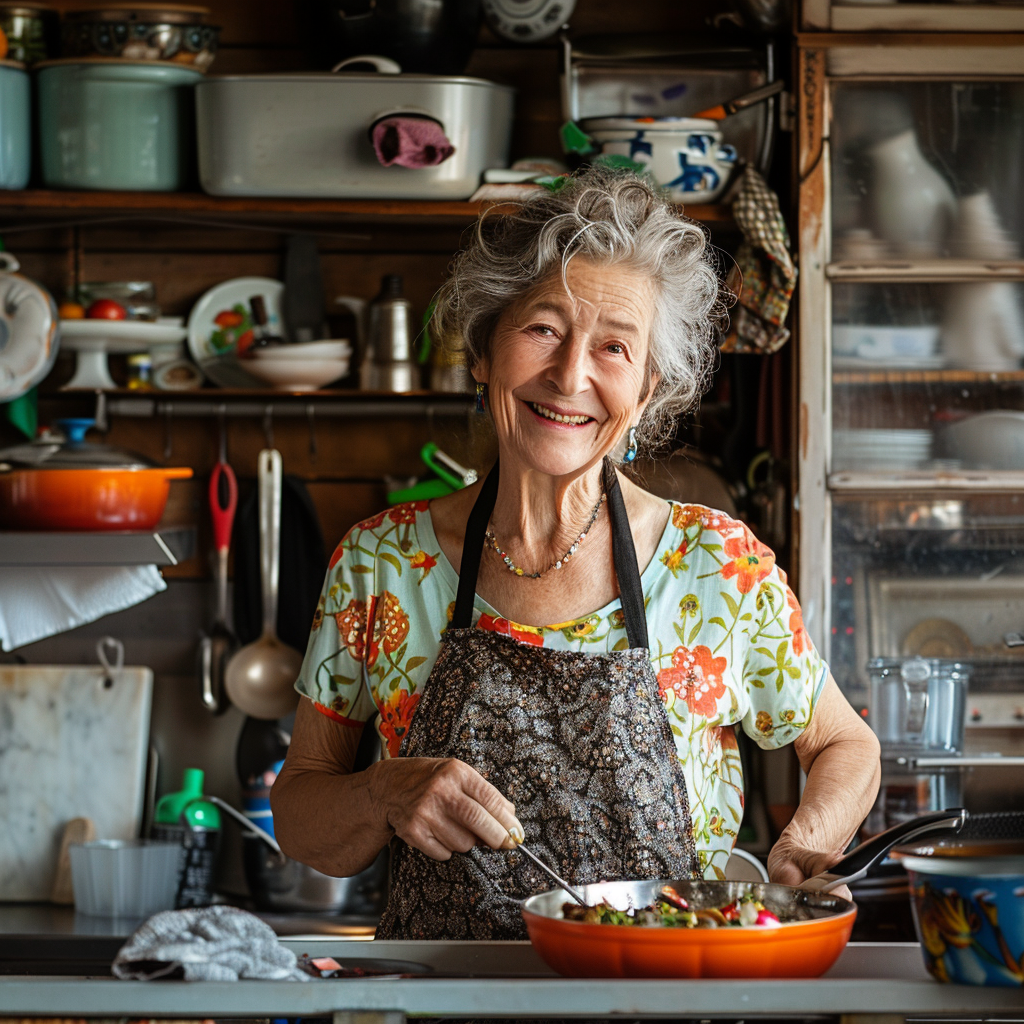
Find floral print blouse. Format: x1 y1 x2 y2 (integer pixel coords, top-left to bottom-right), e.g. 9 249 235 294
296 499 828 880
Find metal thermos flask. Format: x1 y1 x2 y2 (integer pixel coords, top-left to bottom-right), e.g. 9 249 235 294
362 274 419 392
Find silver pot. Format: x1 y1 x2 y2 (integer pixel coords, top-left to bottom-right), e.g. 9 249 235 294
243 836 388 915
868 657 969 754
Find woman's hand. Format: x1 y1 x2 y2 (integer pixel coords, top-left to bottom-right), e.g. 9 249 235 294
766 674 881 904
767 837 853 902
367 756 524 861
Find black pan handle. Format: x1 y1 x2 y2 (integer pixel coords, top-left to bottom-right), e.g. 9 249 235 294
802 808 967 892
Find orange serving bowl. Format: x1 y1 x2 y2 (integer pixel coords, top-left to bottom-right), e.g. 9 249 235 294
0 467 193 531
521 879 857 979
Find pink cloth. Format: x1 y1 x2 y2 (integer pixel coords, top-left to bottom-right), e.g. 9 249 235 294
371 117 455 168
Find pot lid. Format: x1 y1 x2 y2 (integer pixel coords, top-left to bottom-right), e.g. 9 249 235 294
0 418 155 470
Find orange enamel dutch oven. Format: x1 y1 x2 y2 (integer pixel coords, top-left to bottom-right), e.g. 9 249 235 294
521 809 967 979
0 418 192 531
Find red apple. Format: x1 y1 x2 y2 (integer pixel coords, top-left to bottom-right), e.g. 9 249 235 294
86 298 128 320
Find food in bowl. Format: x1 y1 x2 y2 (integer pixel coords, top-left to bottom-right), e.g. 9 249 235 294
892 839 1024 987
562 887 782 928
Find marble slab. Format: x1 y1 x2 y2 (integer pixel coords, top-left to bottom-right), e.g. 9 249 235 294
0 665 153 900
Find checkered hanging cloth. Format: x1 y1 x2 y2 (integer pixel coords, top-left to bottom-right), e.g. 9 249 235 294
721 166 797 354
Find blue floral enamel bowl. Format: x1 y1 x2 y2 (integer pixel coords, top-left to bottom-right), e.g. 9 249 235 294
891 840 1024 987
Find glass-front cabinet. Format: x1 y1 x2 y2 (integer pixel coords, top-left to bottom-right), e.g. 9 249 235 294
796 37 1024 823
802 0 1024 33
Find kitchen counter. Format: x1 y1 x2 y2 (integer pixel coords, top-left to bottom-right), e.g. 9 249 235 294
0 902 377 975
2 936 1024 1020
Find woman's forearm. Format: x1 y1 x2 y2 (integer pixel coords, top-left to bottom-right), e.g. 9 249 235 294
272 759 394 877
768 676 881 882
783 730 881 867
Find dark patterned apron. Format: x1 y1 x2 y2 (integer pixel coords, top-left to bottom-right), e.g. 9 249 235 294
375 458 698 941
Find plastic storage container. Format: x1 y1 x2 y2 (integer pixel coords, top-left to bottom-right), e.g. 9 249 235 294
195 68 514 199
37 60 203 191
868 657 969 753
69 839 180 917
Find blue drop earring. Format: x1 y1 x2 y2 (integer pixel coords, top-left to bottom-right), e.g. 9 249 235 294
623 426 638 463
475 381 487 414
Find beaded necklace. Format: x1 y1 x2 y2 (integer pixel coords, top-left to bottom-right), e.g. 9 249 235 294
484 491 607 579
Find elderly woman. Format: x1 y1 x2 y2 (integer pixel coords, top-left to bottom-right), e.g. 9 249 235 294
272 168 880 940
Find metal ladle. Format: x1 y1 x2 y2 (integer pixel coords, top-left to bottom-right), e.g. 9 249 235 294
224 448 302 720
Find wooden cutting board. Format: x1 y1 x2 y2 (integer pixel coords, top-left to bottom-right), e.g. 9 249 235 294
0 664 153 900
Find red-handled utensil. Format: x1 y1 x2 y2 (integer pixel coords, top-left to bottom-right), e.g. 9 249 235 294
199 423 239 714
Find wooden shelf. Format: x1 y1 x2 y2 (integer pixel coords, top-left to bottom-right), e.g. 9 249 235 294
829 470 1024 492
833 369 1024 386
54 387 475 400
827 259 1024 282
0 191 734 228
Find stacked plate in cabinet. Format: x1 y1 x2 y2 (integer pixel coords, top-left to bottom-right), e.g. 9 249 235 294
833 429 933 471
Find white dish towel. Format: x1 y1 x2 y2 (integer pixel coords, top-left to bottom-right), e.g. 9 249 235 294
0 565 166 651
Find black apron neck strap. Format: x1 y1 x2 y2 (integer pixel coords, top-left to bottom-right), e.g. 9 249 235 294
452 459 500 629
602 458 649 650
452 457 649 650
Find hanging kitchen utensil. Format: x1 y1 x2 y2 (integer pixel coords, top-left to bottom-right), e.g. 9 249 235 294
0 251 60 402
693 79 785 120
233 471 327 656
199 418 238 714
224 449 302 720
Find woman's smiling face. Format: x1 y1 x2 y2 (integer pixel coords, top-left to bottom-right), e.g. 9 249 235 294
476 257 658 479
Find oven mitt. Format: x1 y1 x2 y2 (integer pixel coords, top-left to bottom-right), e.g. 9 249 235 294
371 116 455 168
721 166 797 355
112 906 308 981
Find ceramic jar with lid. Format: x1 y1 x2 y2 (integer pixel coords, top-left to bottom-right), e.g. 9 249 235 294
36 59 203 190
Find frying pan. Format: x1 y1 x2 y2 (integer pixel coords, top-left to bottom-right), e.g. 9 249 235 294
521 809 966 979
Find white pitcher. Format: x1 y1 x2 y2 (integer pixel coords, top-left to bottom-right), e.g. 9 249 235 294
867 129 956 257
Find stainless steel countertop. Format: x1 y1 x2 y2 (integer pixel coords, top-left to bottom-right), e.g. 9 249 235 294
2 940 1024 1019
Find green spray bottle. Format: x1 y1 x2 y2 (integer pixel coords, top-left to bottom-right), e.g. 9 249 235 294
152 767 221 908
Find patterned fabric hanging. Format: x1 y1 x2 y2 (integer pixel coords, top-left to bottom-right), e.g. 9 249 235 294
721 166 797 354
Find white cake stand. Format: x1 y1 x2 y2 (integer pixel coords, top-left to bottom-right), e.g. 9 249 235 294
60 319 188 389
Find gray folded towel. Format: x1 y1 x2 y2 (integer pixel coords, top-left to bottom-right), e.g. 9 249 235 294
112 905 309 981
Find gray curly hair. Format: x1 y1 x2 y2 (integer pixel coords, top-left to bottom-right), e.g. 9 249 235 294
431 166 723 452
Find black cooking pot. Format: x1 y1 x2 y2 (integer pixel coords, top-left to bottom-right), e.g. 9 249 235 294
299 0 482 75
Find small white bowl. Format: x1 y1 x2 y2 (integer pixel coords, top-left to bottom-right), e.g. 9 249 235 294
939 411 1024 470
250 340 352 362
245 355 351 391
